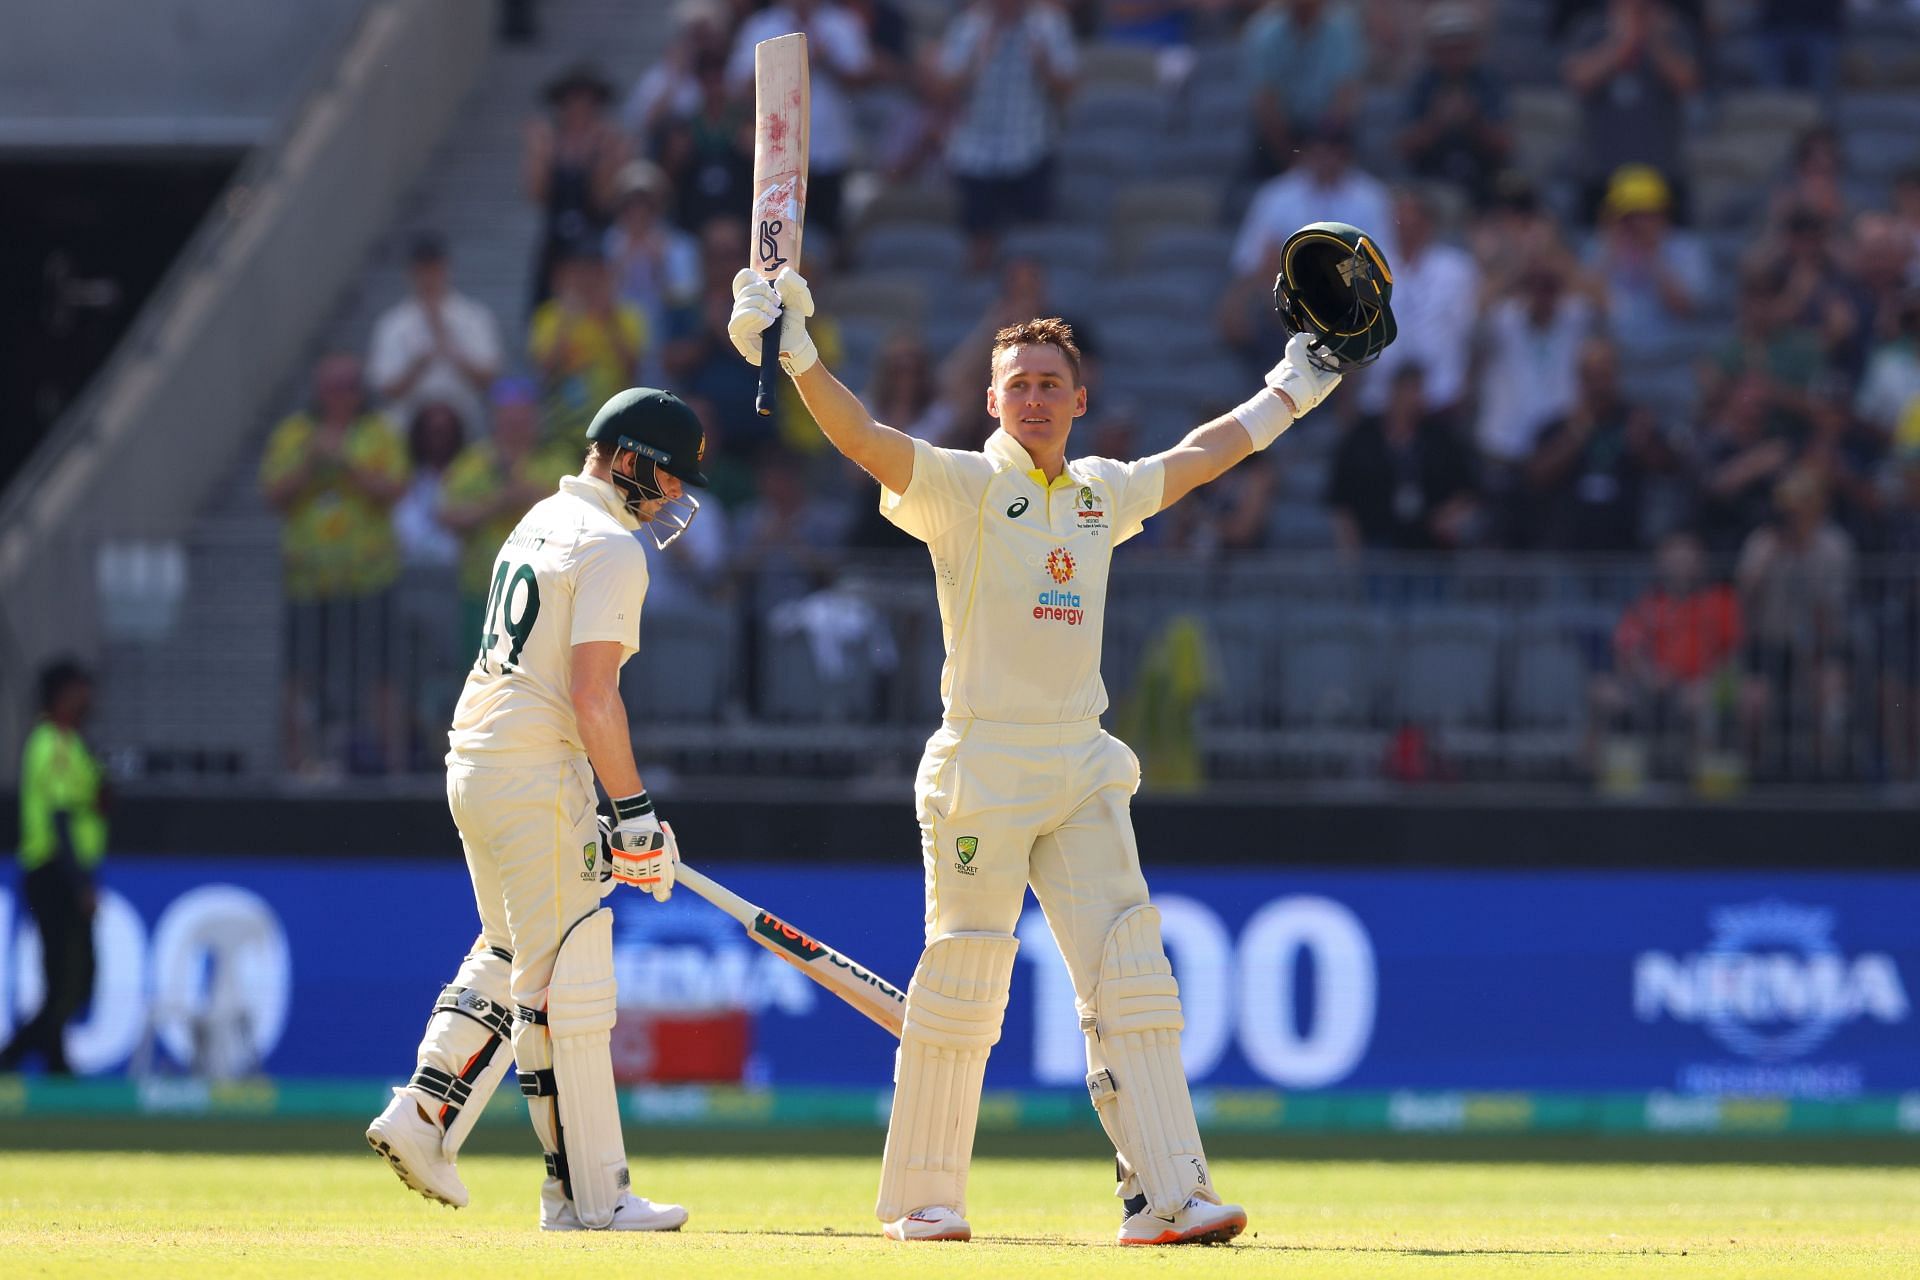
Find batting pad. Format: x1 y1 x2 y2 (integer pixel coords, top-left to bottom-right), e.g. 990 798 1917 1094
875 931 1019 1222
546 908 629 1228
1085 905 1212 1216
403 941 515 1158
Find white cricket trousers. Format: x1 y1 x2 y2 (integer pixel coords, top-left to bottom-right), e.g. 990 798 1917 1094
913 717 1150 998
446 755 603 1015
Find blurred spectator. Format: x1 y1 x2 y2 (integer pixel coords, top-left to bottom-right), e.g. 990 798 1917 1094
867 332 959 445
652 50 755 233
1593 528 1741 780
1702 262 1824 436
1874 442 1920 779
666 217 780 460
1398 4 1510 208
0 660 104 1078
368 232 502 440
1892 168 1920 267
1561 0 1699 223
733 446 855 610
606 161 702 384
1838 213 1917 383
933 0 1079 272
1857 292 1920 441
439 379 577 650
1585 165 1706 358
1753 0 1843 102
1231 129 1394 283
1242 0 1364 181
1690 371 1794 554
1525 335 1673 551
525 62 628 312
258 354 409 774
623 0 734 144
1474 250 1600 532
1468 170 1563 305
1736 466 1855 778
845 0 914 74
528 241 645 442
392 402 467 570
1328 363 1481 552
1764 127 1849 239
1358 187 1478 419
1742 207 1856 388
729 1 874 254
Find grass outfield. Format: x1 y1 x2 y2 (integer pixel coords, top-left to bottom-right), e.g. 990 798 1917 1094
2 1124 1917 1278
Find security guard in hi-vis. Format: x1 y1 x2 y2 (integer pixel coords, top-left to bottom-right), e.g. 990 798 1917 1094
726 222 1393 1245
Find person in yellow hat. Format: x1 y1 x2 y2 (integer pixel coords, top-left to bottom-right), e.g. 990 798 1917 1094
1588 162 1708 355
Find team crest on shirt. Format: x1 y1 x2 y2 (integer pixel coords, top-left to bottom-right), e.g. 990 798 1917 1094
954 835 979 876
1074 484 1107 531
581 841 598 881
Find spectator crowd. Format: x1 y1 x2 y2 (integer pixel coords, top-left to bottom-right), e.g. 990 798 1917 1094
257 0 1920 788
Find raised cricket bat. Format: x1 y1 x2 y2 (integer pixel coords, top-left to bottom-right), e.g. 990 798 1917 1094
750 32 810 417
677 862 905 1037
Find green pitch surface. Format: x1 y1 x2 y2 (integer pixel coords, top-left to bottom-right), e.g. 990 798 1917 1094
3 1125 1918 1279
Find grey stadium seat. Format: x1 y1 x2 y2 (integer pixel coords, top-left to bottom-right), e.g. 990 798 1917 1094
625 607 734 722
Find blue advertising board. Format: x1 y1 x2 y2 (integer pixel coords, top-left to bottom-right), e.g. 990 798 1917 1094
2 859 1915 1099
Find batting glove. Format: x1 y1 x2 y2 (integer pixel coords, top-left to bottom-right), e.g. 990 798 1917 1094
1265 332 1343 418
728 267 818 375
605 811 679 903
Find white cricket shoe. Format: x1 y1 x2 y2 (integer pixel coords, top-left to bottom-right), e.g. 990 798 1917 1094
540 1182 689 1232
366 1090 467 1208
883 1205 972 1242
1118 1194 1247 1246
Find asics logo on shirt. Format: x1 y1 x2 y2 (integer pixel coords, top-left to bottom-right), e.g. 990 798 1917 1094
1006 496 1029 518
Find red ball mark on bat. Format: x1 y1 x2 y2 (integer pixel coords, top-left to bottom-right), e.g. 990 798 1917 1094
767 115 788 147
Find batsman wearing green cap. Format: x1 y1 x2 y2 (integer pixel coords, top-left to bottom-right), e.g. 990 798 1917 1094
728 222 1394 1245
368 387 709 1232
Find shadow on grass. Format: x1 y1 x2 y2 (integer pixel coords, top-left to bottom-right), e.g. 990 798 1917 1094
1 1117 1916 1166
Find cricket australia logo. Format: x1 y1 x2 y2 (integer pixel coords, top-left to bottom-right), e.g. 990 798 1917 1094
580 841 598 881
1634 901 1910 1062
954 836 979 877
1074 484 1107 531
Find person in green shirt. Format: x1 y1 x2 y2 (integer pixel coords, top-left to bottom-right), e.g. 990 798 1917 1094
0 661 105 1076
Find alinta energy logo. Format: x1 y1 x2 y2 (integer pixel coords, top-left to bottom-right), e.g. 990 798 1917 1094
1635 901 1910 1064
1034 547 1083 625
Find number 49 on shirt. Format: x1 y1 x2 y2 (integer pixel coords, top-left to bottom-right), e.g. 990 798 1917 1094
475 560 540 674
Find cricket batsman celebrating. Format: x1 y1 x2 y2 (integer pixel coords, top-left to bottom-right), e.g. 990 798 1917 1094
366 387 710 1231
727 223 1395 1244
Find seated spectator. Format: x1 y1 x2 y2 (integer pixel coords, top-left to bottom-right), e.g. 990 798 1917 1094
258 354 410 775
1526 336 1674 551
367 232 502 438
1752 0 1843 102
1242 0 1364 180
1357 187 1478 420
1328 363 1481 553
729 1 874 255
1468 170 1564 306
1586 164 1706 357
1838 212 1917 384
933 0 1079 272
525 61 628 312
1398 4 1510 208
1689 371 1794 555
439 378 578 649
1763 126 1849 241
606 161 702 384
1475 249 1601 538
1593 528 1742 781
1231 128 1395 285
1561 0 1699 223
651 50 755 234
1736 465 1856 778
392 401 467 570
622 0 733 146
733 446 856 612
528 240 645 442
1857 292 1920 443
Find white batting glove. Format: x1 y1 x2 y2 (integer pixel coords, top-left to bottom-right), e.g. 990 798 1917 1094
1266 332 1343 418
607 814 679 903
727 267 818 375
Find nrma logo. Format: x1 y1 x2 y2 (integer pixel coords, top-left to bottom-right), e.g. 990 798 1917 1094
1634 901 1909 1062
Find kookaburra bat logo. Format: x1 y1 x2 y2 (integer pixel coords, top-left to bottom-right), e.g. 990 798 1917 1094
758 219 787 271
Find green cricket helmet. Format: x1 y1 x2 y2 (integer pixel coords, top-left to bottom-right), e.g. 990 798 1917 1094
1272 221 1398 372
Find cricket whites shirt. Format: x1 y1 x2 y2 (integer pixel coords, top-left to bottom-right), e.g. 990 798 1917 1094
881 428 1164 724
